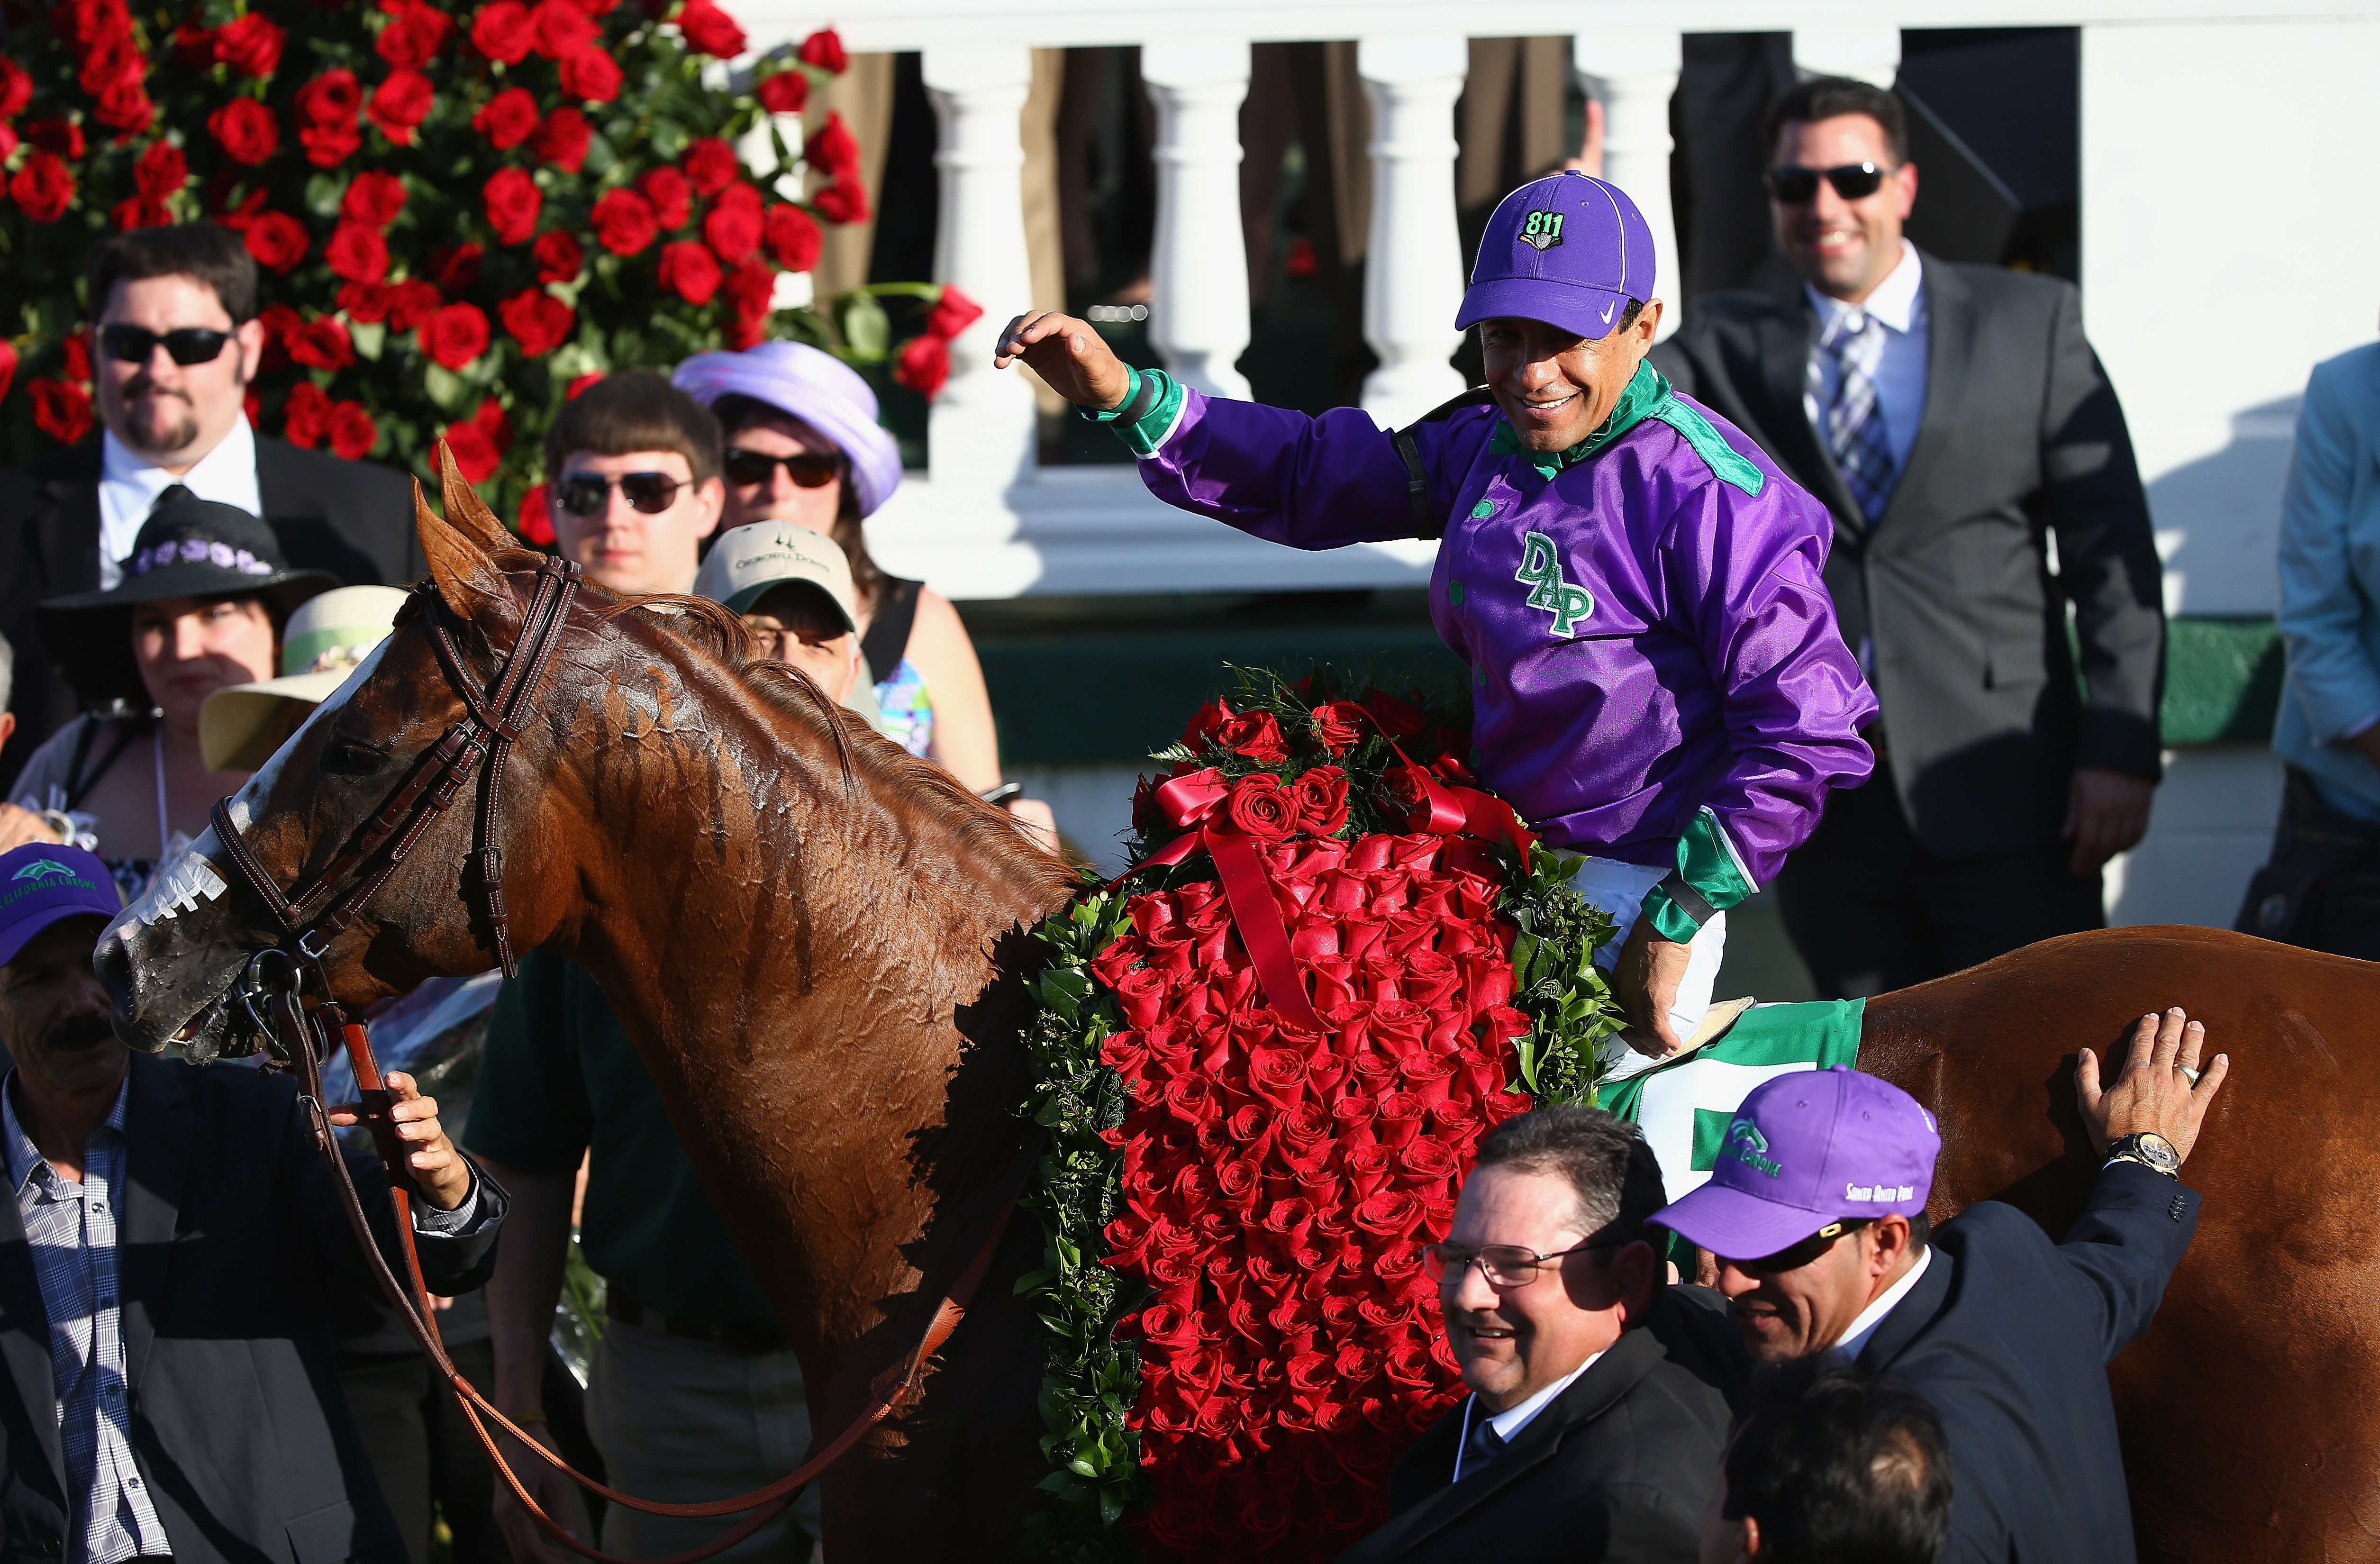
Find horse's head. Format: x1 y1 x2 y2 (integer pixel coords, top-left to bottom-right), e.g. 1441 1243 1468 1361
98 454 588 1058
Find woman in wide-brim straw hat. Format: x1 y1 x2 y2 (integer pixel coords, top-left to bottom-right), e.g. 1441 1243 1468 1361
1 493 335 902
200 584 411 773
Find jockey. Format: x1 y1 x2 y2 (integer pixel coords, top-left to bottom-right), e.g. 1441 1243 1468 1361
998 172 1877 1061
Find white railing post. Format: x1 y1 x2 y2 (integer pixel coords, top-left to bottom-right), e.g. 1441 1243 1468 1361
1575 32 1683 342
1357 36 1468 427
1142 41 1254 400
920 46 1038 488
1793 27 1903 88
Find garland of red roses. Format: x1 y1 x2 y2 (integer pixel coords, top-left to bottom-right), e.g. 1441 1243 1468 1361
1016 668 1623 1564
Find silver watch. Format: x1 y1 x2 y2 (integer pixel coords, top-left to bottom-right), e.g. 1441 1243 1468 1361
2103 1131 2180 1178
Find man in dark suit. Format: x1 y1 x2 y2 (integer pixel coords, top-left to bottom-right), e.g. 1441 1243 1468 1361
0 225 422 793
1657 1012 2227 1564
1340 1107 1740 1564
0 843 506 1564
1652 78 2165 995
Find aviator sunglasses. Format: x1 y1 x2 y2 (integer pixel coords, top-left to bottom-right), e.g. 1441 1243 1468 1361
1764 162 1891 205
551 472 687 517
723 447 843 489
98 324 234 365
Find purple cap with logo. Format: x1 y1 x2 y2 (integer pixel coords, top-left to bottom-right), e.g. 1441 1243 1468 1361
0 845 122 970
1653 1066 1941 1261
1455 170 1658 341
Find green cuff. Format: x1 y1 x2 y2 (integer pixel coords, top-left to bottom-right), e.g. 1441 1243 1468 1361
1074 365 1186 456
1642 806 1758 944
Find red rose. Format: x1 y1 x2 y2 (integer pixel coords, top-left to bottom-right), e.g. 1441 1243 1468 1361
338 282 394 323
31 379 92 445
421 302 491 368
564 371 600 399
132 142 186 200
8 154 74 224
215 14 285 78
589 189 657 255
674 0 746 58
531 107 590 171
701 183 763 263
637 168 692 229
515 481 555 546
499 288 574 355
1311 699 1367 755
243 213 309 274
375 0 454 68
209 99 280 166
803 111 860 181
25 119 83 160
0 56 32 118
297 69 363 125
721 260 774 348
656 240 721 305
891 333 949 399
528 0 596 58
171 20 217 65
76 31 140 98
923 283 984 341
282 382 333 448
433 242 484 290
798 27 846 73
341 171 407 228
64 336 90 385
532 229 583 283
368 70 436 145
0 125 17 162
810 179 868 225
287 315 354 371
469 0 536 63
326 223 390 283
386 280 444 333
1291 766 1351 836
256 304 305 357
482 167 543 246
440 400 512 482
91 76 154 136
1225 773 1299 841
474 87 539 149
328 400 378 461
1217 710 1289 764
682 136 740 197
556 46 621 103
0 342 16 408
755 69 807 115
763 203 819 272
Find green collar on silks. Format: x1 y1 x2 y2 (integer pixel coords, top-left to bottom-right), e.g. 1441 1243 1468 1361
1489 359 1764 497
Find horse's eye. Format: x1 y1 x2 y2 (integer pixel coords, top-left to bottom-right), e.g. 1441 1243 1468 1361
321 739 385 776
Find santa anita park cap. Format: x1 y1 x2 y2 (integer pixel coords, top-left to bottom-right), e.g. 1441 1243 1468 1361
1654 1066 1942 1261
0 845 122 969
1456 170 1658 342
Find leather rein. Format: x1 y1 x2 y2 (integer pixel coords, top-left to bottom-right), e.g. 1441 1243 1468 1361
205 556 1023 1562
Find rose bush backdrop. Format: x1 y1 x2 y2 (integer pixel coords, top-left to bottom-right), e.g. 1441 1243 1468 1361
0 0 973 539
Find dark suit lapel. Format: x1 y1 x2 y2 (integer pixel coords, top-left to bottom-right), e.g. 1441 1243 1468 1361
253 434 298 518
35 446 105 592
1872 253 1971 536
1856 1245 1954 1372
118 1055 193 1393
0 1115 66 1491
1752 297 1866 553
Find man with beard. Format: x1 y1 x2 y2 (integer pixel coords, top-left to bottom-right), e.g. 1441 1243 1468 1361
0 226 420 791
0 842 508 1564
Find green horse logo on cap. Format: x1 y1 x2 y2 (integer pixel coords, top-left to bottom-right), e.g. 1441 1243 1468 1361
1722 1116 1782 1178
1518 211 1565 251
12 859 76 885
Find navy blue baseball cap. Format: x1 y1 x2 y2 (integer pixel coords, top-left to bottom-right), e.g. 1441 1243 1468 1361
1455 170 1658 341
0 845 122 969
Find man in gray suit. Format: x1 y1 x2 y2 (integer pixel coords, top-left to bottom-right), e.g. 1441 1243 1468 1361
1654 77 2163 996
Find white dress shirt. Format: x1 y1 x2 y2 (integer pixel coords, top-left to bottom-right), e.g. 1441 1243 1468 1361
1833 1245 1934 1363
1450 1348 1605 1482
1803 240 1931 478
97 417 263 589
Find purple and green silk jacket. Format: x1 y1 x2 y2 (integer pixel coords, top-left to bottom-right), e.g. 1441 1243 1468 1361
1091 361 1877 939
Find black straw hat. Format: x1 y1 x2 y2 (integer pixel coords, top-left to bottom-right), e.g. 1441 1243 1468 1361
37 492 338 707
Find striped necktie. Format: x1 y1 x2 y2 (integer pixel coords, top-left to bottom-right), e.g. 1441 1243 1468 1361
1818 310 1897 522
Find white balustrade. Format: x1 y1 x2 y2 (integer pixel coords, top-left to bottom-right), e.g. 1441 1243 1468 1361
1793 27 1903 88
1142 41 1254 400
1575 31 1683 343
1356 36 1469 428
920 45 1039 488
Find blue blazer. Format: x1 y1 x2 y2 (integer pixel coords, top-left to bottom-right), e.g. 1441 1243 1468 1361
2274 341 2380 817
1859 1162 2199 1564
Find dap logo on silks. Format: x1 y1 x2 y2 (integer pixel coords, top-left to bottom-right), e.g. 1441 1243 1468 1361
1518 210 1565 252
12 858 77 885
1721 1116 1783 1179
1514 531 1594 637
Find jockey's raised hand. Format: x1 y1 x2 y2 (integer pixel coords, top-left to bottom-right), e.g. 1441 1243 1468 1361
994 310 1133 409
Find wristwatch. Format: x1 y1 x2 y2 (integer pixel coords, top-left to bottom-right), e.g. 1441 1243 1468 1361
2103 1132 2180 1178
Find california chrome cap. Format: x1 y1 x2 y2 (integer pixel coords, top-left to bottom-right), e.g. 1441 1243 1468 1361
1455 170 1658 341
0 845 123 969
1652 1065 1940 1261
692 522 861 632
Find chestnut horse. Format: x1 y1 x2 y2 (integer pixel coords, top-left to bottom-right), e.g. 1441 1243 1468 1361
98 475 2373 1562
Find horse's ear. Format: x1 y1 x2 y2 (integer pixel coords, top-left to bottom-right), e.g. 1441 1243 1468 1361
415 446 511 623
436 440 519 555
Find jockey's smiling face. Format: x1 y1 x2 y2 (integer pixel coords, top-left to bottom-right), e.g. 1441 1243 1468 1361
1712 1213 1921 1363
551 448 725 597
1479 303 1663 455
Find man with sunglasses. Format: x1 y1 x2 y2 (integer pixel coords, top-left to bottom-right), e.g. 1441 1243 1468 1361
1654 78 2165 1000
1653 1011 2229 1564
0 225 420 793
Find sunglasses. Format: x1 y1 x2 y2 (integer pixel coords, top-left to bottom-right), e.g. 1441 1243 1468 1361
1726 1218 1873 1278
99 324 235 366
723 447 843 489
1764 162 1891 205
551 472 686 518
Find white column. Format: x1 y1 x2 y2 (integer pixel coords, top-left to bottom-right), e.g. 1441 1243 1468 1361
1575 31 1682 342
921 46 1037 488
1356 36 1468 428
1793 27 1902 88
1141 41 1253 401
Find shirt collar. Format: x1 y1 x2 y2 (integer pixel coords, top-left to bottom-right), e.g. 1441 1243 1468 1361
1804 239 1925 336
1484 1345 1604 1440
1489 359 1672 478
101 413 260 509
2 1067 133 1195
1834 1244 1933 1361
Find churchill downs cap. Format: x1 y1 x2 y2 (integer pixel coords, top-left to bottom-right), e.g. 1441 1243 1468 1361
0 845 122 969
1455 170 1658 342
692 521 861 633
1653 1066 1941 1261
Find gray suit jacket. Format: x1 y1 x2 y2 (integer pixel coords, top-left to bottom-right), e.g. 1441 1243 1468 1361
1654 257 2164 858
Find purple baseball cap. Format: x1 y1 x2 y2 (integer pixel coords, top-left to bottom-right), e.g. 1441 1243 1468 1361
1653 1066 1941 1261
0 845 122 970
1455 171 1658 341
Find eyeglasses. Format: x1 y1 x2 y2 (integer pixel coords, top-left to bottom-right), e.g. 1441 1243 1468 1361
99 325 234 366
1724 1218 1873 1278
1422 1237 1629 1290
723 447 843 489
1764 163 1891 205
551 472 686 518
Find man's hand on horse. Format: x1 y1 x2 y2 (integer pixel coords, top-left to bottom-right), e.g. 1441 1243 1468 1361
2075 1007 2230 1163
1614 918 1693 1057
992 310 1133 409
326 1070 474 1211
